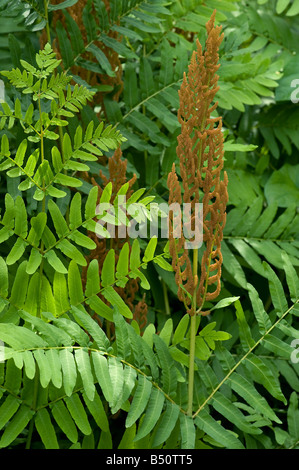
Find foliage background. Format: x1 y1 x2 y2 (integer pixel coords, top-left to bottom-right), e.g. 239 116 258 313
0 0 298 450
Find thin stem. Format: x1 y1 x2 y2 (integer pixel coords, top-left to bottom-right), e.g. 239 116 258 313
44 0 51 44
37 0 55 312
121 79 183 123
187 248 198 416
142 44 148 170
162 280 171 316
37 249 45 318
25 370 39 449
187 313 196 416
38 95 44 163
58 120 70 224
192 300 299 419
37 91 46 317
106 321 111 341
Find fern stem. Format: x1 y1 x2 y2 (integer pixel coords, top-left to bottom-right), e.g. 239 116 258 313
38 92 45 209
121 79 183 123
106 321 111 341
44 0 51 44
25 370 39 449
192 299 299 419
289 440 299 450
187 248 199 416
187 313 196 416
37 248 45 318
162 280 170 316
57 119 70 225
38 91 46 316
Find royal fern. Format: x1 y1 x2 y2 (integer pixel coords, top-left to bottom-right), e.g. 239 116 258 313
0 1 298 452
0 253 298 449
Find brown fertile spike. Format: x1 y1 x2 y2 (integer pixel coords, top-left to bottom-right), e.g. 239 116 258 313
167 10 228 316
82 146 139 321
133 295 148 334
167 165 194 312
40 0 124 113
99 147 137 199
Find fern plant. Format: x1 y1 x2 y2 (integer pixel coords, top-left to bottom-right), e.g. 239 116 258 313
0 253 298 449
0 44 170 323
24 0 282 189
0 40 176 449
0 1 298 451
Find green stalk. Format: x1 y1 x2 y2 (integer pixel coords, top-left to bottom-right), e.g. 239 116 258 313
44 0 51 44
37 93 46 318
25 370 40 449
162 280 171 316
187 248 198 416
187 313 196 416
192 299 299 419
187 239 217 415
142 45 148 172
38 0 53 312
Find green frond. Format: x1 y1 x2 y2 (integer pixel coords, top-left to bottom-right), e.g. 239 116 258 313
223 194 299 286
195 408 244 449
0 0 298 451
